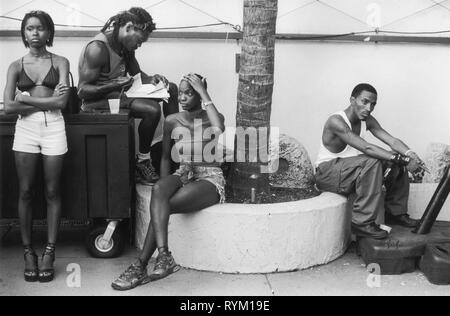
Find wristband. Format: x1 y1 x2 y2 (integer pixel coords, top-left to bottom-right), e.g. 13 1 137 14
391 153 411 166
203 101 214 108
404 150 414 157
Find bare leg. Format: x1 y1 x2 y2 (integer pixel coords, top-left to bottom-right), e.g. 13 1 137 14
130 99 162 154
15 152 40 246
15 152 40 278
39 156 64 276
152 180 220 250
42 155 64 244
138 175 182 265
112 178 220 289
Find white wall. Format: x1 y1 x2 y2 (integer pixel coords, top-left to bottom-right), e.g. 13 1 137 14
272 40 450 161
0 0 243 32
2 0 450 160
3 0 450 34
1 37 449 161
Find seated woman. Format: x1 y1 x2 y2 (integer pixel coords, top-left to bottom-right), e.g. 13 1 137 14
112 73 226 291
3 11 70 283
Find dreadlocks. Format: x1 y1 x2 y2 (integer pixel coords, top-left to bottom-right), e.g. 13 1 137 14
101 7 156 40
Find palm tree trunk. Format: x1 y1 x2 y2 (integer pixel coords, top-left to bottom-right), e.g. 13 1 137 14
229 0 278 203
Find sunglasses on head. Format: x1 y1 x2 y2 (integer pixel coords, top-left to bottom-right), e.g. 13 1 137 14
133 23 152 32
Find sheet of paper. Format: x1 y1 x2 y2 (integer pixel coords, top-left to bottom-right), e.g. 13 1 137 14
126 73 170 100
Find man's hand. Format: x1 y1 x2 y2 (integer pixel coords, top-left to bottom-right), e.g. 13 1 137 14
149 74 169 87
111 76 134 90
406 157 422 174
406 151 429 174
53 83 70 97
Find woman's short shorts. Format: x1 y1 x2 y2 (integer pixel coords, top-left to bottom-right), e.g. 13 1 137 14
13 111 68 156
173 163 226 203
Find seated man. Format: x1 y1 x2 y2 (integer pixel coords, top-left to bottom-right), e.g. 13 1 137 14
78 7 178 184
315 83 426 239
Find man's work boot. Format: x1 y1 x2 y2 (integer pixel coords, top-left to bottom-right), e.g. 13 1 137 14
351 223 389 240
385 214 419 228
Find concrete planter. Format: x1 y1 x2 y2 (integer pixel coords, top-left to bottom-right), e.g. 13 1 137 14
408 183 450 222
136 184 350 274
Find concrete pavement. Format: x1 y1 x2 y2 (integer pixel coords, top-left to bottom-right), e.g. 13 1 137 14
0 226 449 296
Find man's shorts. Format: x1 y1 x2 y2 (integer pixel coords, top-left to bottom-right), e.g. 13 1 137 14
13 112 68 156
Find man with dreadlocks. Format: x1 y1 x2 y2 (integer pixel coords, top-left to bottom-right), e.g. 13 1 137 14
78 7 179 184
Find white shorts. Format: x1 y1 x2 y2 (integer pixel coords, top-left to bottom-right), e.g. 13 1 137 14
13 112 68 156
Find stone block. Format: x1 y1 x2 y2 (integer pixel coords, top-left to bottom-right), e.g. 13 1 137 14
135 184 350 273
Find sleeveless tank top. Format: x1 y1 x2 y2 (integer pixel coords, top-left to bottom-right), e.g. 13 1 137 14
315 111 366 167
78 32 126 86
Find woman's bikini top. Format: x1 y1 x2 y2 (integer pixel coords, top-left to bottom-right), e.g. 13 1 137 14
17 54 59 92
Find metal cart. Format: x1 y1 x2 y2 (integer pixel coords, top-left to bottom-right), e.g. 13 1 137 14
0 110 135 258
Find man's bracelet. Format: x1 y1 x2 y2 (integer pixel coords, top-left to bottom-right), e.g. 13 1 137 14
404 150 414 157
391 153 411 166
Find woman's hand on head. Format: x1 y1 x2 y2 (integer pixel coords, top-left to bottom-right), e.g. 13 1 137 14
183 73 207 97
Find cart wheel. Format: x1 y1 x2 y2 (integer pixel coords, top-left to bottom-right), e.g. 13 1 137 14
85 225 125 258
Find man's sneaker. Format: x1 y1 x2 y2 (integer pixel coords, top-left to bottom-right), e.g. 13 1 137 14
111 260 150 291
149 251 180 281
135 158 159 185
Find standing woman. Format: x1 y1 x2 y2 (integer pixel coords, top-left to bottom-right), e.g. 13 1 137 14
3 11 70 282
112 74 226 291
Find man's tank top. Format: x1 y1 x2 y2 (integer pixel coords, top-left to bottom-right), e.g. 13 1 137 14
78 32 126 86
315 111 366 167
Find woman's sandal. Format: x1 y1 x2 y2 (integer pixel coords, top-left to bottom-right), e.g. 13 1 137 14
39 243 56 283
24 245 39 282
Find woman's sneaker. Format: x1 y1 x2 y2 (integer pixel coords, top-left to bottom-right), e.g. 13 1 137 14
111 260 150 291
149 251 180 281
